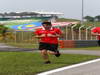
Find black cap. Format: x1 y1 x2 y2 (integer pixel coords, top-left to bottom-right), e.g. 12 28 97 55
42 21 52 25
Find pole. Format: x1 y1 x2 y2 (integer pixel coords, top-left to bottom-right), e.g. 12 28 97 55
81 0 84 25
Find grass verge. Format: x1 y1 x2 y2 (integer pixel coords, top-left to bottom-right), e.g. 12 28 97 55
0 52 99 75
5 42 100 50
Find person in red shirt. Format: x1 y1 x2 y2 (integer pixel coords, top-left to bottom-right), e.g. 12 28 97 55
91 27 100 46
35 21 62 64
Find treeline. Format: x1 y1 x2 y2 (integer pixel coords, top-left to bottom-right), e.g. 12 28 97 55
84 15 100 22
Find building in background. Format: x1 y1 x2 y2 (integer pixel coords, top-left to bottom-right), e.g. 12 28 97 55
0 11 63 22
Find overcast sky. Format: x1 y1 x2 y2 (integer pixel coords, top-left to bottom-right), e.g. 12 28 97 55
0 0 100 20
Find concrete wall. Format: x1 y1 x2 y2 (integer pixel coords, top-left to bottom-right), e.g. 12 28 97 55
59 40 99 48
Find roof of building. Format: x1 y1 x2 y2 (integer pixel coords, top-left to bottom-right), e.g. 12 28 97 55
0 11 63 16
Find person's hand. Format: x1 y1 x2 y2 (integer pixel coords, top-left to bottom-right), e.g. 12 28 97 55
98 34 100 36
40 34 46 37
35 34 46 38
47 34 56 37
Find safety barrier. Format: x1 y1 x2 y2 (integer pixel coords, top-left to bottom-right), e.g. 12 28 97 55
59 40 99 48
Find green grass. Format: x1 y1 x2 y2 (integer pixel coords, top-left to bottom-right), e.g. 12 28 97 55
0 52 99 75
84 22 100 27
5 42 100 50
5 43 38 48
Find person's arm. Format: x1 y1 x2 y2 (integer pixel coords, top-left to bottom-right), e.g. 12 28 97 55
34 29 46 38
91 27 100 36
91 32 100 36
47 33 61 37
34 34 46 38
47 29 63 37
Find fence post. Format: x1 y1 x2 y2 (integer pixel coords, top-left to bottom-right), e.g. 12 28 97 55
15 30 17 43
65 25 68 40
91 27 96 40
79 25 85 40
71 24 77 40
86 26 92 40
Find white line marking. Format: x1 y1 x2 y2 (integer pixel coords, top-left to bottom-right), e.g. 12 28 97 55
37 58 100 75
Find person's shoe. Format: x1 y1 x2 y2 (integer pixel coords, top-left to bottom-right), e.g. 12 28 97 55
44 61 51 64
55 51 61 57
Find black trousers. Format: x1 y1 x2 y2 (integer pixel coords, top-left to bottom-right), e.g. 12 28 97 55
39 42 58 52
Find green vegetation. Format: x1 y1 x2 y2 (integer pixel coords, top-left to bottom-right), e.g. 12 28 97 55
84 21 100 27
0 52 99 75
56 18 80 22
5 43 38 49
0 24 8 34
57 18 100 27
5 42 100 50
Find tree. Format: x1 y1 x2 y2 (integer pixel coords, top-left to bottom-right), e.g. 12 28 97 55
84 16 94 22
95 15 100 22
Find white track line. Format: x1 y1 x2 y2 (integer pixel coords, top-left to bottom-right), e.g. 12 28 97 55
37 58 100 75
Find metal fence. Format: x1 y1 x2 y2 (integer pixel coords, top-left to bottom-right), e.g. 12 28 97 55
0 25 97 44
59 25 97 40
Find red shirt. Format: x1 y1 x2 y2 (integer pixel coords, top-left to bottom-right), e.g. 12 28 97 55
92 27 100 40
35 27 62 44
